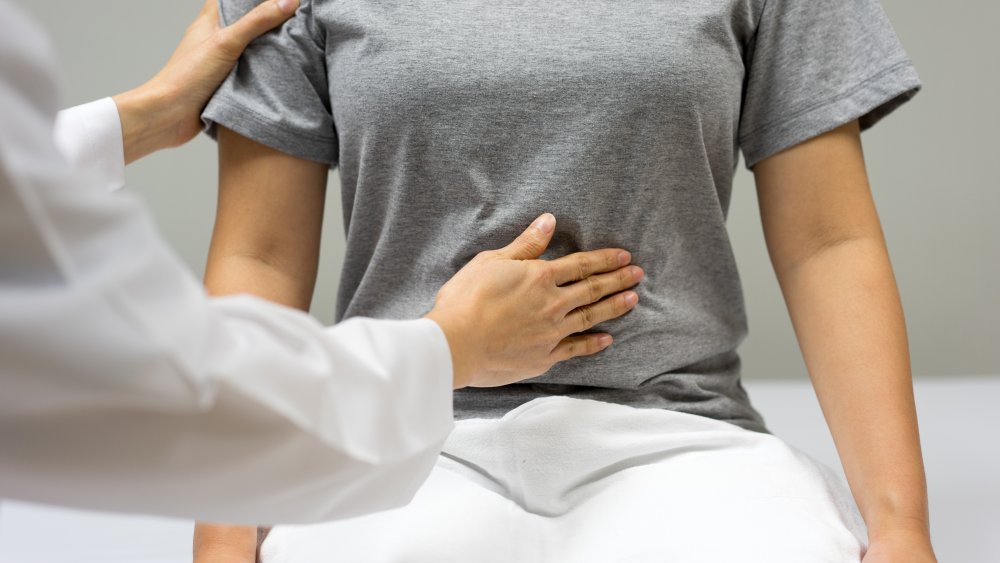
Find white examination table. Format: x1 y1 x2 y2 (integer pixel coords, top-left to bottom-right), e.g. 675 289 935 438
2 375 997 562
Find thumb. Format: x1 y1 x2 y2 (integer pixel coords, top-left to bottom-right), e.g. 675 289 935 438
223 0 299 51
496 213 556 260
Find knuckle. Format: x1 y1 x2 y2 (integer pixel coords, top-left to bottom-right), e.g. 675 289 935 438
545 299 566 322
619 267 633 287
564 339 581 359
614 293 629 313
535 263 555 286
524 237 544 255
578 306 595 330
606 251 618 271
585 275 601 303
589 301 611 324
576 256 590 282
613 294 630 315
213 32 243 56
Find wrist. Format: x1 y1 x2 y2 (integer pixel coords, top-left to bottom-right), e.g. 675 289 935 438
424 309 478 390
860 487 929 536
111 84 177 165
866 512 931 543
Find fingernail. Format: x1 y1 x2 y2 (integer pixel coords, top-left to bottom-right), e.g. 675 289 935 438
532 213 555 234
276 0 299 13
631 266 644 282
617 251 631 267
624 291 639 306
598 334 613 347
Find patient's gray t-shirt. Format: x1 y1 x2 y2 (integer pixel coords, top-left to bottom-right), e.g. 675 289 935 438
203 0 920 433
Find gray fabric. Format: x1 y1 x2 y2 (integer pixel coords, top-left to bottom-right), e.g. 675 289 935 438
202 0 921 434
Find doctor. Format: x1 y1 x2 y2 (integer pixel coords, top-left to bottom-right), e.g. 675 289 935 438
0 0 643 525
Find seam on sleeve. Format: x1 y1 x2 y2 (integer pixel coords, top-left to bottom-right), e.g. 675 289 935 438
212 94 336 143
740 60 919 169
739 59 911 142
205 95 338 166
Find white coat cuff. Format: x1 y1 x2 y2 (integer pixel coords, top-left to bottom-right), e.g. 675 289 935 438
411 317 453 380
414 316 455 412
54 97 125 191
382 317 455 438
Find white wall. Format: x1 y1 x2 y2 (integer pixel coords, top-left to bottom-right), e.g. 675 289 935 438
18 0 999 379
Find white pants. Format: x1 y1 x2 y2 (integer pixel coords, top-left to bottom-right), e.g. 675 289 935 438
261 397 868 562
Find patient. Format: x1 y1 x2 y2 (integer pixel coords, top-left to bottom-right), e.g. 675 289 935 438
193 0 934 561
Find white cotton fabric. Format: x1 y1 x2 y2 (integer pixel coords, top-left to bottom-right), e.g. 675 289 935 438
0 0 454 525
262 397 868 562
53 97 125 192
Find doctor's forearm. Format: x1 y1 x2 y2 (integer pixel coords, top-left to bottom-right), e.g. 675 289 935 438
773 235 931 542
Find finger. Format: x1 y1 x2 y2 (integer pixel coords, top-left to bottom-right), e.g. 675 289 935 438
562 290 639 334
190 0 219 30
549 333 614 363
561 266 643 310
548 248 631 286
494 213 556 260
221 0 299 51
200 0 216 18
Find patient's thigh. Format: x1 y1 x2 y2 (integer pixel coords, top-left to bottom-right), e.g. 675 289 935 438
259 459 527 563
261 400 868 563
559 461 867 563
262 457 866 563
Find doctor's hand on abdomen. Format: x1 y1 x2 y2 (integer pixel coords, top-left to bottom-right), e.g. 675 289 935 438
426 212 643 390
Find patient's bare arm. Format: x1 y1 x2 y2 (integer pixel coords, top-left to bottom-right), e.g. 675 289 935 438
754 120 934 561
194 123 329 563
194 524 258 563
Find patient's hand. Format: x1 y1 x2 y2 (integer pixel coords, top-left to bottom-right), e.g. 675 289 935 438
426 213 643 389
193 523 257 563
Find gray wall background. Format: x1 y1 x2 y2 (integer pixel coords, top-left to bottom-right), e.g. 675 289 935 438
19 0 999 380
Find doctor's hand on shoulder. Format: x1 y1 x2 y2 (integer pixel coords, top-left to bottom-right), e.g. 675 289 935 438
111 0 300 164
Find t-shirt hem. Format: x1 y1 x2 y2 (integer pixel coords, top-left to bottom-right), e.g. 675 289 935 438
453 384 772 434
201 96 338 168
740 60 922 169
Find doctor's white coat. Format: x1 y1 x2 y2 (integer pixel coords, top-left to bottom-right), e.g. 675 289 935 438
0 1 454 526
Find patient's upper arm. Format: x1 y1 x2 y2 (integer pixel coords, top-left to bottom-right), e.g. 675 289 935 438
204 126 330 309
752 120 885 276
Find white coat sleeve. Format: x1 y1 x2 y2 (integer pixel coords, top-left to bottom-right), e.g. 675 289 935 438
0 2 454 526
53 97 126 192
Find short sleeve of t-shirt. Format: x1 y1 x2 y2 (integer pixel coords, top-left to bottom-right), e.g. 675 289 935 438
738 0 921 169
201 0 337 167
